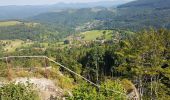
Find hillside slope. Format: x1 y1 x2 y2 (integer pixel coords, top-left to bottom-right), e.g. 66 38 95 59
30 0 170 31
118 0 170 8
0 21 60 41
0 1 125 20
100 0 170 30
30 8 115 32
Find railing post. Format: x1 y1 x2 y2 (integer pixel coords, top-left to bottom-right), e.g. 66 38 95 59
6 57 9 69
6 57 12 80
44 57 49 78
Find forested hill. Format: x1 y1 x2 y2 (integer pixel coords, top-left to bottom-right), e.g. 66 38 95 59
30 8 115 31
118 0 170 8
30 0 170 31
0 21 61 41
101 0 170 30
112 0 170 29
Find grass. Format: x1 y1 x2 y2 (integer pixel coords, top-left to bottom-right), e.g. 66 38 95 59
1 39 66 53
3 40 23 52
105 32 113 40
1 40 33 53
0 21 39 27
0 21 21 27
81 30 113 41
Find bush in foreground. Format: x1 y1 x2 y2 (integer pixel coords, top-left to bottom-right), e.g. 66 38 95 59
0 82 40 100
67 80 127 100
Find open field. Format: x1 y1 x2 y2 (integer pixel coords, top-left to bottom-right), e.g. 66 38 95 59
0 21 39 27
1 40 33 52
81 30 113 41
0 21 21 27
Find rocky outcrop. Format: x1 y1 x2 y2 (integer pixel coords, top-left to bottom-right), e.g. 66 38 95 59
14 78 66 100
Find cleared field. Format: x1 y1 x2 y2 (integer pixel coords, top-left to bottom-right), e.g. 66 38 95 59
0 21 21 27
81 30 113 41
1 40 33 52
0 21 39 27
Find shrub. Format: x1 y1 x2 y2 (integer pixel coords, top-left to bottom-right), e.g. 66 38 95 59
121 79 134 93
67 80 127 100
0 82 40 100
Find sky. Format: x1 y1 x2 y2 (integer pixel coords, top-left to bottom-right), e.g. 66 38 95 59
0 0 135 6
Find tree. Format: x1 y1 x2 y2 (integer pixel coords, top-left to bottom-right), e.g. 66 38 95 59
82 46 105 83
114 29 170 99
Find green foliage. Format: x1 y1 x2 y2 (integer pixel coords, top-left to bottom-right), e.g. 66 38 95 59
99 80 127 100
0 22 60 41
0 43 4 57
68 80 127 100
0 82 40 100
114 29 170 99
82 46 105 83
68 83 98 100
52 29 170 99
0 28 170 99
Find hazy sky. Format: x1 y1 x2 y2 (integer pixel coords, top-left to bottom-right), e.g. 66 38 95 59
0 0 135 6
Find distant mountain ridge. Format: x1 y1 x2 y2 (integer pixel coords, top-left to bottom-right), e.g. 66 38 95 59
29 0 170 31
118 0 170 8
52 1 120 8
1 0 170 33
111 0 170 29
0 1 125 20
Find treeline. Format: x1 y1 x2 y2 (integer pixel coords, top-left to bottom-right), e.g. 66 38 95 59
0 23 68 41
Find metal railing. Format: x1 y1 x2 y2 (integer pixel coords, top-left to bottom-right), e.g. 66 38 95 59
0 56 127 97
